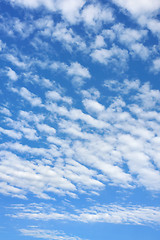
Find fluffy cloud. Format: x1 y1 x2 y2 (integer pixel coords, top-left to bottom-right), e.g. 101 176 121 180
91 45 128 69
151 58 160 73
19 87 42 107
1 79 160 198
1 1 160 238
111 0 160 38
0 127 22 139
6 67 18 81
0 107 12 116
112 0 160 17
81 3 114 26
67 62 91 79
50 61 91 86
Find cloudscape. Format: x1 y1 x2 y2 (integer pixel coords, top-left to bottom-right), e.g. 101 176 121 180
0 0 160 239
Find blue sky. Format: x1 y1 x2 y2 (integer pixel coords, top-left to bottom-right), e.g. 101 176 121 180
0 0 160 239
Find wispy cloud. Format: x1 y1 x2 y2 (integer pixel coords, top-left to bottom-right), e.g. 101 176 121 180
9 202 160 226
19 227 85 240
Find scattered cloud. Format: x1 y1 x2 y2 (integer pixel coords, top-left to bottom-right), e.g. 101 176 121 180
112 0 160 17
19 227 84 240
6 67 18 81
81 3 114 27
9 202 160 226
1 1 160 239
91 45 128 69
151 58 160 73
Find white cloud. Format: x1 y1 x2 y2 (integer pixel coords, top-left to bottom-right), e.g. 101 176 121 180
112 0 160 17
134 82 160 109
5 54 27 68
104 79 140 94
113 24 147 44
10 0 85 24
52 23 86 51
110 24 149 60
19 87 42 107
151 58 160 73
57 0 85 24
81 88 100 100
82 3 114 26
19 110 44 123
0 40 6 51
83 99 105 114
9 0 114 27
111 0 160 37
19 227 84 240
145 18 160 36
21 127 39 140
1 76 160 197
130 43 149 60
23 73 53 88
0 106 12 116
0 127 22 139
36 123 56 135
91 35 106 49
10 203 160 226
50 61 91 86
0 150 76 199
9 0 56 11
67 62 91 79
0 182 26 199
6 67 18 81
46 90 72 104
91 45 128 69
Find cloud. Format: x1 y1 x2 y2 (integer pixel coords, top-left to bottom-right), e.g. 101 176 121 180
0 150 76 199
1 79 160 196
0 182 26 199
111 0 160 38
130 43 149 60
67 62 91 79
8 0 113 27
91 45 128 69
112 0 160 17
52 23 86 51
9 0 56 11
91 35 106 49
50 61 91 86
19 227 84 240
82 99 105 114
0 148 104 199
0 127 22 139
9 202 160 226
0 40 6 51
103 79 140 94
5 54 27 68
6 67 18 81
151 58 160 73
36 123 56 135
109 24 149 60
19 110 44 122
57 0 85 24
112 24 148 44
19 87 42 107
0 106 12 116
81 3 114 26
9 0 85 24
46 90 72 104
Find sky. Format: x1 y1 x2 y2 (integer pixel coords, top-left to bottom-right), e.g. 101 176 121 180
0 0 160 239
